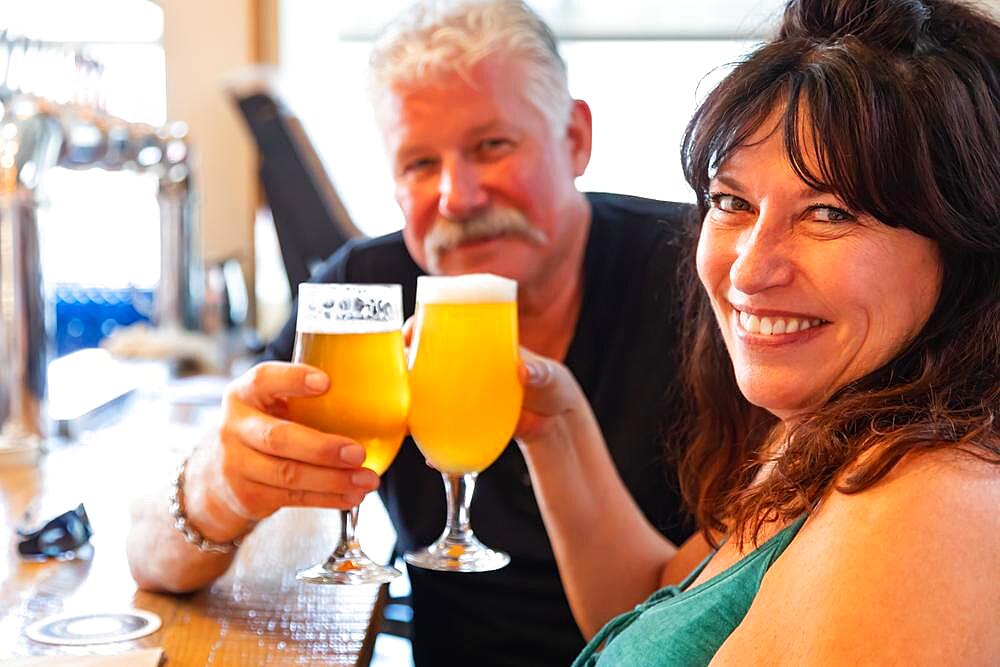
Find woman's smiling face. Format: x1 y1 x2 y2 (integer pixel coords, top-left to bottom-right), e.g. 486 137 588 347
696 125 943 420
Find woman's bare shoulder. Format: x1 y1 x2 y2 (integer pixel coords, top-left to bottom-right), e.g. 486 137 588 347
844 444 1000 520
712 445 1000 665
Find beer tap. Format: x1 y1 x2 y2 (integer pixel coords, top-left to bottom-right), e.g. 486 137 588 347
0 35 201 461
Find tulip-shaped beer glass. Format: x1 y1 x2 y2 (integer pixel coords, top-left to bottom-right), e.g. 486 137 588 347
287 283 410 584
405 274 522 572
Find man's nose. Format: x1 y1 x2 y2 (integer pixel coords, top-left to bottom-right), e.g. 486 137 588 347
438 157 488 220
729 206 795 294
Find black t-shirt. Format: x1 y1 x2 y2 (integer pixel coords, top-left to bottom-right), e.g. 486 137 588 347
266 192 695 666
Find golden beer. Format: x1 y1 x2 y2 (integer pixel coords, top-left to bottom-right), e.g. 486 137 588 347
287 330 410 475
289 283 408 585
408 276 522 474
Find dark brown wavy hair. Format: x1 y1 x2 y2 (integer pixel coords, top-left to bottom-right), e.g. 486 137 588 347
674 0 1000 545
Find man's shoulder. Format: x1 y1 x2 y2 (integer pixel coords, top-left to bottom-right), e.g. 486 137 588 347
583 192 694 267
586 191 696 231
312 231 421 284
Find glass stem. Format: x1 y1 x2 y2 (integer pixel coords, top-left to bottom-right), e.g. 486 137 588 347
443 472 477 540
335 507 361 556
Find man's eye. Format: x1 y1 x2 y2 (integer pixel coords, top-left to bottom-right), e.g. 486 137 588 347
402 158 436 175
478 138 512 154
708 193 751 213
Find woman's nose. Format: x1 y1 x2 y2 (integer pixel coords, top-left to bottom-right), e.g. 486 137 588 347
729 209 795 294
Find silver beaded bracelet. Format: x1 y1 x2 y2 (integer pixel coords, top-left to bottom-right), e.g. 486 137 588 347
169 456 242 554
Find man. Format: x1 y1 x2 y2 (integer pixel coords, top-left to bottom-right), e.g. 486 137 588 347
128 1 694 664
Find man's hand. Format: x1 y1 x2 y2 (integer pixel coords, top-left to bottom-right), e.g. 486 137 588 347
187 362 380 540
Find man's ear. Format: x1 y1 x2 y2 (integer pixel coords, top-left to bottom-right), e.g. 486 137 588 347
565 99 593 177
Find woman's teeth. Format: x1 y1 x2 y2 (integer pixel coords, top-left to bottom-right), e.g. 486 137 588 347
737 310 822 335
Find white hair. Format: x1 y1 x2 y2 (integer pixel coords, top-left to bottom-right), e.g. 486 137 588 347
369 0 573 133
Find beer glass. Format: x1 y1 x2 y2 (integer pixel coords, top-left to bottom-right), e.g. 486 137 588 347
405 274 522 572
287 283 410 584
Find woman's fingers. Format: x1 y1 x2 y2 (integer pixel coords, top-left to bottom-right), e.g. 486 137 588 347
519 347 581 417
402 316 415 348
402 315 416 362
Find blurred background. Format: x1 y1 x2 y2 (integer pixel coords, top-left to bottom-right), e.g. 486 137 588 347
0 2 794 662
0 0 792 359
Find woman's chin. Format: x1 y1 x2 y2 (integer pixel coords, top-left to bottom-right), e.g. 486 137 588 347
736 383 816 421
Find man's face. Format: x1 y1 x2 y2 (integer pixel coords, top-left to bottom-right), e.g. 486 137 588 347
377 56 591 289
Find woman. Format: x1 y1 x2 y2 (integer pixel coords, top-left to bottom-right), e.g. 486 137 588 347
515 0 1000 663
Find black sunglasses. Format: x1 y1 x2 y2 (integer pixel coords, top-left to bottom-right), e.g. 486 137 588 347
17 503 93 560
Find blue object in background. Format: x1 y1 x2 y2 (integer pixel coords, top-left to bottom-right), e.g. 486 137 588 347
54 285 155 357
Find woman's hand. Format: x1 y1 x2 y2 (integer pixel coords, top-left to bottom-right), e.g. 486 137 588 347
516 347 592 449
511 347 679 637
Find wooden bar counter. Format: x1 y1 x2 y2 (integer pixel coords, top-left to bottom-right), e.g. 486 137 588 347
0 383 386 666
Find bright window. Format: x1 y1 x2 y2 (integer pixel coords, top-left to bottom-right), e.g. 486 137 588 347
1 0 167 289
277 2 780 238
1 1 166 354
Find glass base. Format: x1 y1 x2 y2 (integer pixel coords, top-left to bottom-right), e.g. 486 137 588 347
296 549 401 585
404 533 510 573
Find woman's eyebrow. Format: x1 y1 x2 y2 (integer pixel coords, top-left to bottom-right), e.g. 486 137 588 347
709 174 745 191
710 174 837 201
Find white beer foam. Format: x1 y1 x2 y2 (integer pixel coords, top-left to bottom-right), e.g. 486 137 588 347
416 274 517 304
296 317 400 335
296 283 402 334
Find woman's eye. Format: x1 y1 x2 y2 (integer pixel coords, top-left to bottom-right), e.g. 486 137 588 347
809 205 855 223
708 193 751 213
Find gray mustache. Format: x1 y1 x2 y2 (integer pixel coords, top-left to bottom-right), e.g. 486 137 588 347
424 207 548 266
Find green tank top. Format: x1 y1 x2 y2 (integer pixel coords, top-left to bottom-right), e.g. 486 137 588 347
573 514 808 666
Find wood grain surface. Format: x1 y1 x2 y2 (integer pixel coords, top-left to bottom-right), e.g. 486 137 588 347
0 395 385 666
